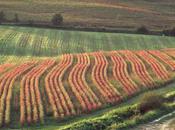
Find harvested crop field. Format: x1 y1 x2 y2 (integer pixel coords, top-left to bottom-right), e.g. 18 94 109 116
0 49 175 128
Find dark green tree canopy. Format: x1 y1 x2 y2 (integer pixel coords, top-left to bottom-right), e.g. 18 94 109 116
0 11 5 24
51 14 63 25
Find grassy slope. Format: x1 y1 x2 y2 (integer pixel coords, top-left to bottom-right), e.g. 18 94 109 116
0 0 175 30
0 25 175 58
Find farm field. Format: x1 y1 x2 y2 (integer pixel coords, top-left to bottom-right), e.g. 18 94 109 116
0 1 175 129
0 48 175 129
0 26 175 57
0 0 175 30
0 25 175 130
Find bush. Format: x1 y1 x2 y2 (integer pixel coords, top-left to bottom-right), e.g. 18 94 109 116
136 26 149 34
0 11 5 24
14 13 19 23
138 92 165 114
163 27 175 36
28 20 34 25
51 13 63 25
165 91 175 102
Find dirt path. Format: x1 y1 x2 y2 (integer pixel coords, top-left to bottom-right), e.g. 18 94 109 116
131 111 175 130
161 119 175 130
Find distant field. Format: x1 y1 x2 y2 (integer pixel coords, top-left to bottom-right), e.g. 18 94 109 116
0 0 175 30
0 25 175 57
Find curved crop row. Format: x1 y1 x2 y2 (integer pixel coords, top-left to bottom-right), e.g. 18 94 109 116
148 50 175 71
45 54 76 119
0 49 175 127
0 62 35 126
110 51 138 95
20 60 55 125
135 51 169 80
91 52 121 104
163 50 175 59
0 64 14 74
119 50 155 88
69 54 102 112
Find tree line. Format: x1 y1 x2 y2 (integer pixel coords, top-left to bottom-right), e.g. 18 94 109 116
0 11 175 36
0 11 63 25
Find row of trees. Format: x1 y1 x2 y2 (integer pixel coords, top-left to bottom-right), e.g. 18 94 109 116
136 26 175 36
0 11 19 24
0 11 63 25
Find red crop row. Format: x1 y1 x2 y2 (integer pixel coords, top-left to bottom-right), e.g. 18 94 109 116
45 54 76 119
0 64 14 74
119 50 155 88
91 52 121 104
20 60 55 125
0 62 35 126
69 54 102 112
110 51 138 96
0 49 174 127
148 50 175 71
135 51 169 80
163 50 175 59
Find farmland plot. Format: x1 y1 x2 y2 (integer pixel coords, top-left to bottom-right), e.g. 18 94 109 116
0 49 174 127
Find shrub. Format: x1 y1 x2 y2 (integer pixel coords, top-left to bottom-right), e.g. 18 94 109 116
170 27 175 36
163 27 175 36
28 20 34 25
138 92 165 114
14 13 19 23
51 13 63 25
136 26 149 34
0 11 5 24
165 91 175 102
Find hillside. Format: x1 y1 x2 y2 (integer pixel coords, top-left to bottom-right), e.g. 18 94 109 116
0 25 175 58
0 25 175 129
0 1 175 129
0 49 175 129
0 0 175 30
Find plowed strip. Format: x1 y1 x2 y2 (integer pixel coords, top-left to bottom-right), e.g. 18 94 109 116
164 50 175 59
45 54 76 119
0 64 14 74
110 51 138 95
119 50 154 88
148 50 175 71
91 52 121 104
20 60 55 125
69 54 102 112
136 51 169 80
0 62 35 126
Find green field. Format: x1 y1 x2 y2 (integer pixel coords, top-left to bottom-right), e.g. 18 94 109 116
0 0 175 30
0 25 175 59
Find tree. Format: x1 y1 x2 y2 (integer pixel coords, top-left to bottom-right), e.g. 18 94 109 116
136 26 149 34
162 27 175 36
0 11 5 24
28 20 34 26
14 13 19 23
138 92 164 114
51 14 63 25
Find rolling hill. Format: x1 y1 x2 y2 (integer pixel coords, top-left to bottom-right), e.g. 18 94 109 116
0 25 175 59
0 0 175 30
0 48 175 129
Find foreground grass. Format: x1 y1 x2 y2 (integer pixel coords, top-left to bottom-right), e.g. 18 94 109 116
0 25 175 57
